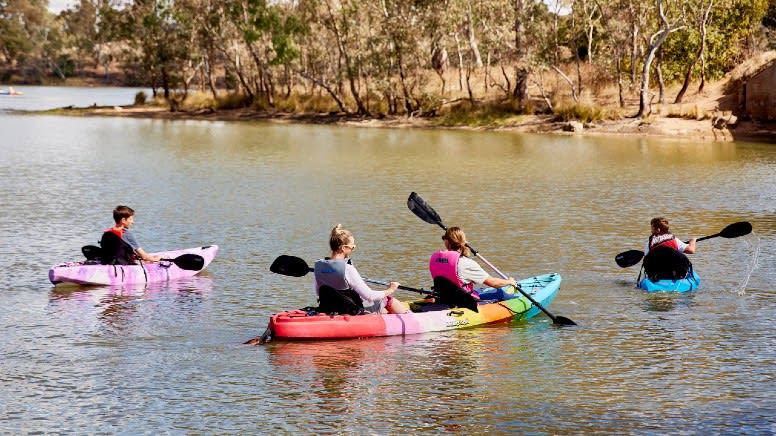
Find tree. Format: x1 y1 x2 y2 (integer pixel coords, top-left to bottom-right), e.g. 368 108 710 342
636 0 685 118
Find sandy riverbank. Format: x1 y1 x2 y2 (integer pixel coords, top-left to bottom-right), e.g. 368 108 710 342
47 103 776 144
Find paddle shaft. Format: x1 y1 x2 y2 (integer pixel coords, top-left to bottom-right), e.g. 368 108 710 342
300 266 433 296
363 278 434 296
427 216 575 325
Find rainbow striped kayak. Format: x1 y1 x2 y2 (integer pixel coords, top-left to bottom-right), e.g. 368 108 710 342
48 245 218 286
262 272 561 341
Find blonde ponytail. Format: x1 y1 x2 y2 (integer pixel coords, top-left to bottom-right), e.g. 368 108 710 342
329 224 354 251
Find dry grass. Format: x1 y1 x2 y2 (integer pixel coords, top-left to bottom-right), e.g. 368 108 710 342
126 51 776 127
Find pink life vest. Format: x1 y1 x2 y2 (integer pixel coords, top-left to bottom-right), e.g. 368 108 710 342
649 233 680 251
429 250 477 297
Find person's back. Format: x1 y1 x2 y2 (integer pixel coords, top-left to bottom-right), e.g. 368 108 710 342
313 258 366 315
99 229 136 265
643 245 692 280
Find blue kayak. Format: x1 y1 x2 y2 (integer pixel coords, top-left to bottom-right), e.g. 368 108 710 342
638 269 700 293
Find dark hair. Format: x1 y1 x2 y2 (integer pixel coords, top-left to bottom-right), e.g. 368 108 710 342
113 205 135 224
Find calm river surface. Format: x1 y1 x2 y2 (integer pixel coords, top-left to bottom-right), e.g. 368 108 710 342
1 89 775 434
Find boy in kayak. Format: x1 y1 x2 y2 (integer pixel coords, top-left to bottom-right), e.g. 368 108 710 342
100 205 161 264
645 217 696 255
430 227 518 301
643 217 697 280
313 224 410 314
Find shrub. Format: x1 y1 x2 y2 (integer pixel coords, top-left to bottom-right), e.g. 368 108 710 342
134 91 147 106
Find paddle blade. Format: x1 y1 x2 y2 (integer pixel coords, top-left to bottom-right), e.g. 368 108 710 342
719 221 752 239
270 255 312 277
615 249 645 268
407 192 445 227
554 316 577 326
171 253 205 271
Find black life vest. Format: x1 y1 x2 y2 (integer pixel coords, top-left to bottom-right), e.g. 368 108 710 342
99 230 137 265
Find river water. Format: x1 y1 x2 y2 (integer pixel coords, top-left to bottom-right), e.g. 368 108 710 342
1 88 774 434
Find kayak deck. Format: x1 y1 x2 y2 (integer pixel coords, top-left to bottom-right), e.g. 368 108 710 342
265 273 561 341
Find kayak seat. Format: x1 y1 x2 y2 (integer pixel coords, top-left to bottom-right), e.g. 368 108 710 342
317 285 366 316
643 245 692 281
99 231 137 265
433 276 479 312
409 301 453 313
82 245 103 261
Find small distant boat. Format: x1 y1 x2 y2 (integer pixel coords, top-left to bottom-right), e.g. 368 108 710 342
0 87 23 96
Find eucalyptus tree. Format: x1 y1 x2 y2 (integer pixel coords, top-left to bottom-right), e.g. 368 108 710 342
58 0 98 75
512 0 551 104
635 0 685 117
0 0 51 80
672 0 715 102
112 0 195 98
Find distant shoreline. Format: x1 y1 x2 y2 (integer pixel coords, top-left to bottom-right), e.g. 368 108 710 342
29 104 776 144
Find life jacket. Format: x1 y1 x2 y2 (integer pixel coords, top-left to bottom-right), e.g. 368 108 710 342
99 228 137 265
649 233 680 251
313 258 364 315
429 250 477 298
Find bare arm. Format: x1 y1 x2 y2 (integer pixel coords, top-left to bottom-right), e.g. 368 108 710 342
684 238 697 254
135 247 161 262
483 276 517 288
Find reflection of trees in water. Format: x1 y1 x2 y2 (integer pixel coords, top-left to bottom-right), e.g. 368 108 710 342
47 276 213 335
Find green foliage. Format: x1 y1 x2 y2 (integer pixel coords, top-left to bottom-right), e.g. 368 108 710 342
54 55 76 78
134 91 148 106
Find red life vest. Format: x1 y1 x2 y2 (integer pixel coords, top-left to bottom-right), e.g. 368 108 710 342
649 233 680 251
429 250 477 297
105 227 124 238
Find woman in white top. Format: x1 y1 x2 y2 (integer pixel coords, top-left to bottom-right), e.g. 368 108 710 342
313 224 410 314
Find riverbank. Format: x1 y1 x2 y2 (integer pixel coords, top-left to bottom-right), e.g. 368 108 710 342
45 103 776 144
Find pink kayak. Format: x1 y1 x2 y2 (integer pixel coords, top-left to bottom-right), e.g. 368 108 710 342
48 245 218 286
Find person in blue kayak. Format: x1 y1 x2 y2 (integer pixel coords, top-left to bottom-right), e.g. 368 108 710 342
100 205 161 264
429 227 518 301
643 217 696 280
313 224 410 314
645 217 696 255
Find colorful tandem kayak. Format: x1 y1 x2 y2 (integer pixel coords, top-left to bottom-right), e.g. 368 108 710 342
262 272 561 341
637 269 700 293
48 245 218 286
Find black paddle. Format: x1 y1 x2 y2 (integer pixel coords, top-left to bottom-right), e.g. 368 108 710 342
269 255 479 312
614 221 753 268
407 192 576 326
81 245 205 271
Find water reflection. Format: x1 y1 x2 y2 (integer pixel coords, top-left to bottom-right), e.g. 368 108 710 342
642 292 695 312
2 109 775 433
48 275 213 335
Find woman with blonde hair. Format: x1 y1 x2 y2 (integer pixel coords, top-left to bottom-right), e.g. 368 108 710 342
313 224 410 314
430 226 517 301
